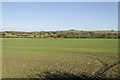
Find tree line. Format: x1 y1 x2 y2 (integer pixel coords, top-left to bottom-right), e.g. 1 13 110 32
0 30 119 39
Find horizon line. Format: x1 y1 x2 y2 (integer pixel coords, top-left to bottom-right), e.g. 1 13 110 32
0 30 118 32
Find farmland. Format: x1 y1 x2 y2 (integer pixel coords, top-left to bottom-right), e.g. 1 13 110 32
2 38 119 79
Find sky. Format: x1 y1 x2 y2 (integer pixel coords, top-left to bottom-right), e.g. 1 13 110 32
2 2 118 31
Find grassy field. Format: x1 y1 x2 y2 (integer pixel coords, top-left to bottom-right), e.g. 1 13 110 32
2 38 119 79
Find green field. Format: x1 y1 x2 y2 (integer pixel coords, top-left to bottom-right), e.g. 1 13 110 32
2 38 119 78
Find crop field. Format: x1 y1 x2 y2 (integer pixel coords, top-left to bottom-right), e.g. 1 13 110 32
2 38 119 79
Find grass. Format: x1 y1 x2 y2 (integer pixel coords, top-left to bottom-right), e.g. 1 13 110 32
2 38 119 78
2 38 118 54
